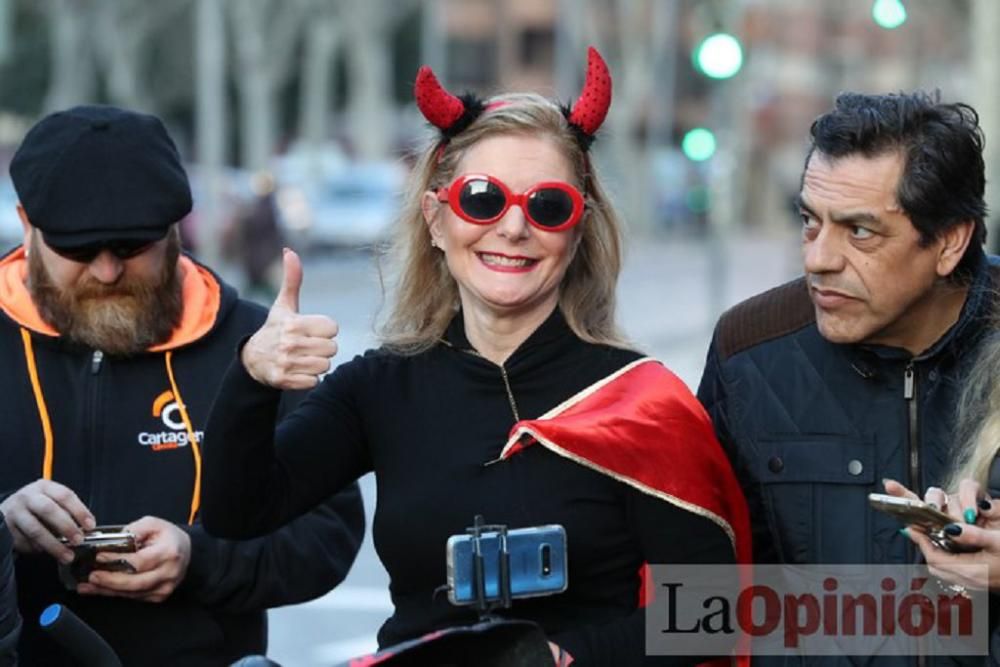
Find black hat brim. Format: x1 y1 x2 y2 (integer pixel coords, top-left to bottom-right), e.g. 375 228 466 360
42 224 170 251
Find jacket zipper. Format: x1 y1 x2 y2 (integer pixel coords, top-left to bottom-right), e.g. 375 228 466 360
460 348 521 423
903 363 918 491
498 363 520 422
88 350 105 511
904 361 927 666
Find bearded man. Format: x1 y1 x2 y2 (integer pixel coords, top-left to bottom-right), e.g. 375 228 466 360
0 105 364 666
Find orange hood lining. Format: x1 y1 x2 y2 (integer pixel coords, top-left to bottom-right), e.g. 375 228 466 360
0 247 221 351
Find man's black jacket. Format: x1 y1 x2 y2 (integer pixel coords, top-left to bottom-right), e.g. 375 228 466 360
697 251 997 664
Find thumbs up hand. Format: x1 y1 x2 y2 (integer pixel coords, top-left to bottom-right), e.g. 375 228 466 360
241 249 339 390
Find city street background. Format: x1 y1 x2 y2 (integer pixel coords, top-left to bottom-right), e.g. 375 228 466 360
260 230 801 665
0 0 994 663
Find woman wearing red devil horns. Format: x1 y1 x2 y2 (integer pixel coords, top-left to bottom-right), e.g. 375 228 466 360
201 47 750 665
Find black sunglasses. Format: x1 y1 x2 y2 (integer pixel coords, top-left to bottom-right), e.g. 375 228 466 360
49 238 157 264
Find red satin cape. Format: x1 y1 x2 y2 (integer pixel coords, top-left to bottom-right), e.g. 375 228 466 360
495 357 752 664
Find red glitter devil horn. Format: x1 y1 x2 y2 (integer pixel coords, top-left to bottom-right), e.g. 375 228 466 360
567 47 612 135
414 66 466 131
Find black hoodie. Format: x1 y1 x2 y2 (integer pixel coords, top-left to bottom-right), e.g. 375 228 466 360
0 247 364 666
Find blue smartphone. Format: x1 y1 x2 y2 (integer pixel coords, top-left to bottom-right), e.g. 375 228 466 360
445 524 568 606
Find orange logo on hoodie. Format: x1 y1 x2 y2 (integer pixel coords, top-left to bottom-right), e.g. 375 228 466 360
139 390 202 451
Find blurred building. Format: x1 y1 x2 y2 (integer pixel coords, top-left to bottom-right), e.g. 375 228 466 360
738 0 970 230
439 0 556 93
432 0 975 232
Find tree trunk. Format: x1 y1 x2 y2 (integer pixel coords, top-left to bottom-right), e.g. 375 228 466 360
610 0 652 233
299 8 338 148
195 0 228 265
344 0 392 160
94 0 149 111
972 0 1000 249
44 0 97 111
230 0 274 170
0 0 12 64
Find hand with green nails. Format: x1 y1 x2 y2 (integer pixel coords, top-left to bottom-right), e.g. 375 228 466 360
885 477 1000 591
883 477 995 530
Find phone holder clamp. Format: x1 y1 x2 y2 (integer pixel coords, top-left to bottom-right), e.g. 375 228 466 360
465 514 512 620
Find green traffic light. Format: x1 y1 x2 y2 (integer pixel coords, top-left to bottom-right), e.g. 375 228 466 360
872 0 906 29
682 128 716 162
694 33 743 80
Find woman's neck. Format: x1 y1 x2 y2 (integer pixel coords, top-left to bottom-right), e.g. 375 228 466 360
462 300 558 366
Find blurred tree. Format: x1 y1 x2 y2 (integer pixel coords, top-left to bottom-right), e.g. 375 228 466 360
229 0 309 169
0 0 11 64
0 3 48 116
93 0 190 112
195 0 227 265
43 0 97 111
299 0 343 150
601 0 676 233
969 0 1000 251
391 3 422 104
341 0 417 160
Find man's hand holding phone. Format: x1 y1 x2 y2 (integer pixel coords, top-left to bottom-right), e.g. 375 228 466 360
0 479 96 563
57 525 137 590
76 516 191 604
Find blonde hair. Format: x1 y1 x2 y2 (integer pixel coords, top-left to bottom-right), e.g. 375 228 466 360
946 297 1000 492
377 92 628 355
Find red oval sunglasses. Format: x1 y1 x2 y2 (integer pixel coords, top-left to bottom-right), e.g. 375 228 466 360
436 174 585 232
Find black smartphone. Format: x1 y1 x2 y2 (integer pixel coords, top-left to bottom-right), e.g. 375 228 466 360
445 524 568 606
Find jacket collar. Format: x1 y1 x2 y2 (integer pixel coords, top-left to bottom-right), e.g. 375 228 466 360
921 249 995 359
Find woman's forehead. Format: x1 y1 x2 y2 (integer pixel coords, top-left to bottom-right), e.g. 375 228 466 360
454 134 575 184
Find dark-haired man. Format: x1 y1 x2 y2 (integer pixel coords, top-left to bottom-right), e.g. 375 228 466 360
698 91 992 569
0 105 364 666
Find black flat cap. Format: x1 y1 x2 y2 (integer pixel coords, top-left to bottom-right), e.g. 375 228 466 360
9 105 192 249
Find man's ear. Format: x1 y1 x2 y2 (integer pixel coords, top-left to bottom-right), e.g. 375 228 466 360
936 220 976 278
422 191 444 247
16 203 32 251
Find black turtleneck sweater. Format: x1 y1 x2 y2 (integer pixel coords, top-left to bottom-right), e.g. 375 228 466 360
202 309 734 665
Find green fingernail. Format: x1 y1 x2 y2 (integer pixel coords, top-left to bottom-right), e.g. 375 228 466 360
964 508 977 524
899 527 910 538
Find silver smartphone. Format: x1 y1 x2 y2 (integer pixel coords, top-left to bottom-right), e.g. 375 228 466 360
868 493 977 553
57 525 137 589
445 524 568 606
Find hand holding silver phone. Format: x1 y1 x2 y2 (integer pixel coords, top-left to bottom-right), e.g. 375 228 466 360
868 493 978 553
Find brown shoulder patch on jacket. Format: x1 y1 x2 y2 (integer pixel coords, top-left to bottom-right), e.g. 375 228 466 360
715 277 815 361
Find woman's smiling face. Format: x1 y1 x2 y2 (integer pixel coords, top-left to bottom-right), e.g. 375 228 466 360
424 133 581 321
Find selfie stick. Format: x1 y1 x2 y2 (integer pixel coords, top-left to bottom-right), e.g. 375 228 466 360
39 604 122 667
467 514 512 618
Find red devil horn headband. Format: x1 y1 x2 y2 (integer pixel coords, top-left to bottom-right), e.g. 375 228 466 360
414 66 466 131
414 46 612 150
567 47 612 136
